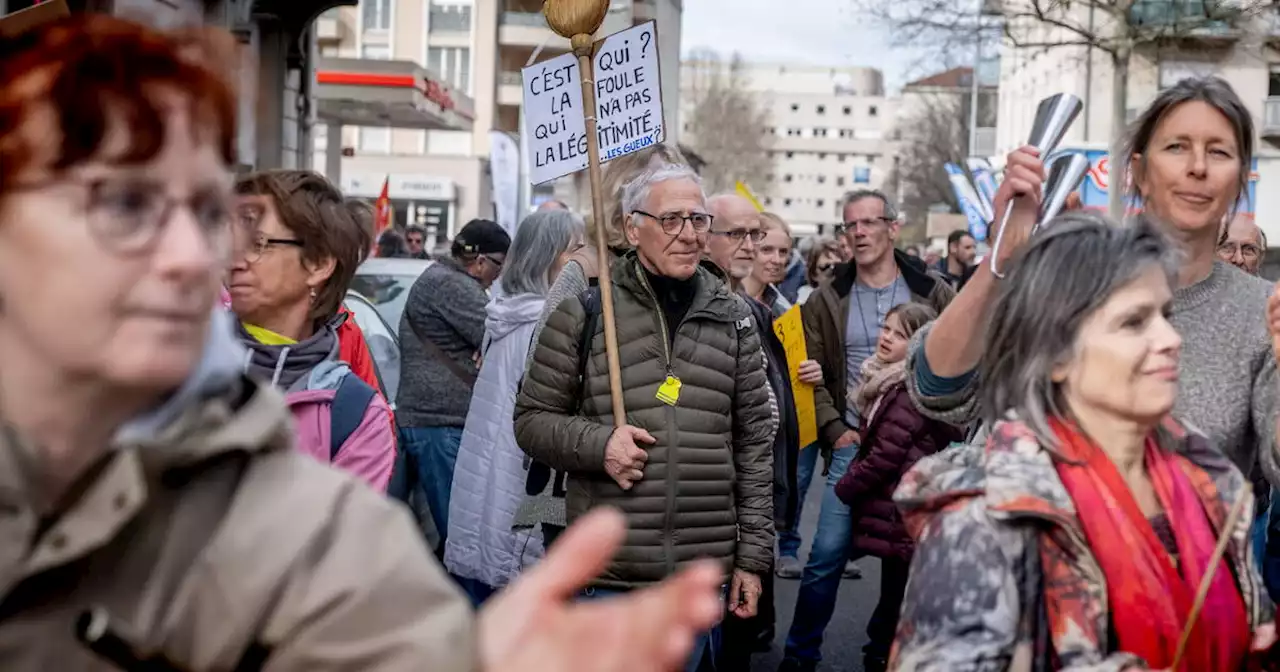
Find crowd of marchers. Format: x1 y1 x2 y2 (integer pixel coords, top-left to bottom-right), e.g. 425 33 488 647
9 11 1280 672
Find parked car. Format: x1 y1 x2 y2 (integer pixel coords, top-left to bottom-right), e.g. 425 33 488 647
343 290 401 404
348 257 433 328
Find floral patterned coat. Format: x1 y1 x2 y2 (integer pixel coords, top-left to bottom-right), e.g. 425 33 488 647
890 416 1274 671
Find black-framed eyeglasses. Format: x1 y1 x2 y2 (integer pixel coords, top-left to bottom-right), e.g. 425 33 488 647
241 234 304 264
16 175 233 256
817 262 836 273
834 217 894 236
632 209 714 236
708 228 767 244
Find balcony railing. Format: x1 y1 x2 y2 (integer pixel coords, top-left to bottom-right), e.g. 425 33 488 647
500 11 549 27
1128 0 1239 32
1264 97 1280 136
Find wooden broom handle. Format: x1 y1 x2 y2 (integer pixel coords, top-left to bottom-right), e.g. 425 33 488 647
1171 484 1251 669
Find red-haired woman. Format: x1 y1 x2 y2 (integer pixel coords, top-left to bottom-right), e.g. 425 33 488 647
0 13 722 671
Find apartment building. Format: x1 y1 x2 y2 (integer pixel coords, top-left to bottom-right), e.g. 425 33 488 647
994 1 1280 240
316 0 682 244
6 0 350 174
679 61 899 237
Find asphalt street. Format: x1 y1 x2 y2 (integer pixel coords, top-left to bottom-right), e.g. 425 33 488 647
750 475 882 672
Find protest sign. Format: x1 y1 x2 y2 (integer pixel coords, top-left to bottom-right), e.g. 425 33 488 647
521 20 665 185
593 21 664 162
773 306 817 448
522 53 590 186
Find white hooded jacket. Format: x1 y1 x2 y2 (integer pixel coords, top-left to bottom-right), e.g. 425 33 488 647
445 289 547 588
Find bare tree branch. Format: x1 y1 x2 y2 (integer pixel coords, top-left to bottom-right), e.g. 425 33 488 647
682 52 774 196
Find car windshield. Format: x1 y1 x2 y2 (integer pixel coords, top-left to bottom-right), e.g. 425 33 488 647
348 272 418 327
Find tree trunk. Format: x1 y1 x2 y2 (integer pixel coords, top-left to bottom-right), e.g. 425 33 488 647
1107 48 1130 221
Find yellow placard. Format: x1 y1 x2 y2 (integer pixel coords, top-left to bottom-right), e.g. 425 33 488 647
735 181 765 213
772 305 817 447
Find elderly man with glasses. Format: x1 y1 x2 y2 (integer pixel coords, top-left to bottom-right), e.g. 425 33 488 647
778 189 955 672
515 163 777 672
1218 213 1267 276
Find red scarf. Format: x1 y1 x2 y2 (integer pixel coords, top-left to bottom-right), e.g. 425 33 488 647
1051 420 1248 671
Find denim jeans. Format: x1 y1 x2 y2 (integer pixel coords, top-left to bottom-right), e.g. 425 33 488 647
778 443 820 559
782 446 856 664
399 426 464 551
452 574 497 608
582 586 723 672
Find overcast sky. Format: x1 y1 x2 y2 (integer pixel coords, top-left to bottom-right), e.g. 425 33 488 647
679 0 920 90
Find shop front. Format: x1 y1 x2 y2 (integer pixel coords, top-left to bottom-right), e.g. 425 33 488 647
342 173 457 247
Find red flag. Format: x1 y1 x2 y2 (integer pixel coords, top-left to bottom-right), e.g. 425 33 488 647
372 176 391 256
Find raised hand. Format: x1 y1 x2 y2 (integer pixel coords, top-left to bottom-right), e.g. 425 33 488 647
479 508 724 672
989 146 1046 269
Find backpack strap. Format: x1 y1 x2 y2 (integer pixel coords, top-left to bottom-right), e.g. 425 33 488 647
330 373 377 461
575 285 602 414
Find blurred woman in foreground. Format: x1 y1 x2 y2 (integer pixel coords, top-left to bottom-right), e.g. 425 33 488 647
892 215 1274 669
0 14 720 671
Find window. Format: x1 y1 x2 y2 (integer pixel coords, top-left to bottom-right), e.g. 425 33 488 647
428 47 473 95
787 127 802 137
358 44 392 154
817 105 826 114
843 106 852 115
429 2 472 32
765 198 773 206
838 129 852 139
784 174 793 183
784 198 793 206
1270 64 1280 97
818 176 827 184
814 127 828 137
362 0 391 30
837 176 846 187
790 103 800 112
838 154 847 162
1159 60 1215 90
869 105 878 117
785 151 795 159
817 152 826 160
816 199 825 209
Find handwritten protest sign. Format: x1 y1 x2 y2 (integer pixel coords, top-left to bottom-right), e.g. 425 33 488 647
522 53 590 186
772 305 817 448
521 20 665 185
593 21 664 162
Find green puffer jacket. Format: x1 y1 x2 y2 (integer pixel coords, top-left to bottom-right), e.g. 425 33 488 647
514 253 777 589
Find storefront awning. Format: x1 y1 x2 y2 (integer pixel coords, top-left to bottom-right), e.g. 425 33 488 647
315 57 475 131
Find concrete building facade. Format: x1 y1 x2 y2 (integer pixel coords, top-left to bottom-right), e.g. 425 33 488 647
679 61 899 237
317 0 683 241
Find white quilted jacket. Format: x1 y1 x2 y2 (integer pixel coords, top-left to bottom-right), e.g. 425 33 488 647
445 290 546 587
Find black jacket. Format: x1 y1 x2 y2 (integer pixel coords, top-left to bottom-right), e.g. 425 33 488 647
746 295 800 532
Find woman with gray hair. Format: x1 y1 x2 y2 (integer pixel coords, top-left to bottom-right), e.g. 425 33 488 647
445 209 585 606
891 213 1273 670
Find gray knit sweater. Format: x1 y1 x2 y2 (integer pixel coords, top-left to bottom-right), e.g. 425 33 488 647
906 261 1280 486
